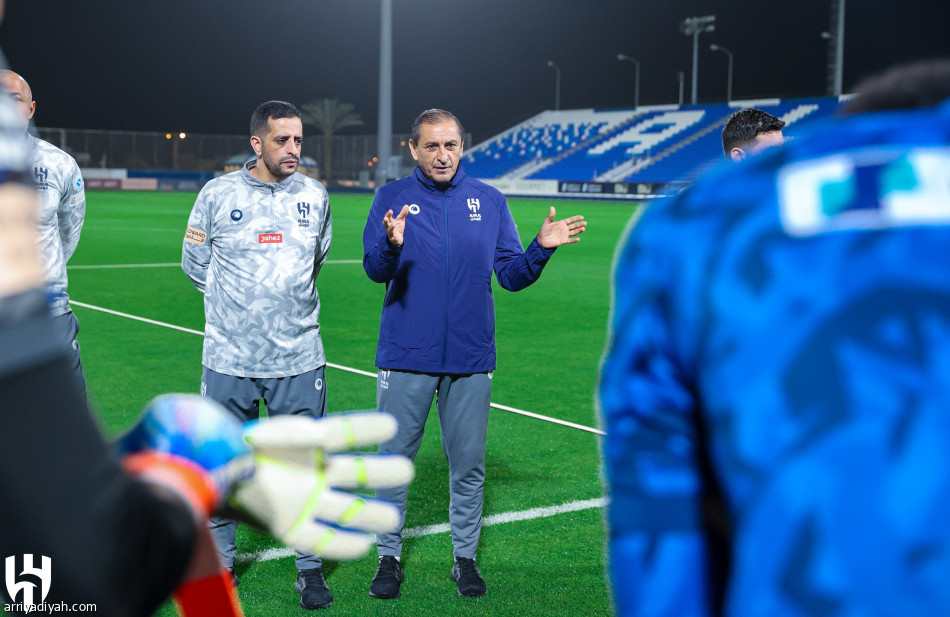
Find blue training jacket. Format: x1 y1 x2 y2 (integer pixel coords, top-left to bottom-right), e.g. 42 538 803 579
600 99 950 616
363 165 554 374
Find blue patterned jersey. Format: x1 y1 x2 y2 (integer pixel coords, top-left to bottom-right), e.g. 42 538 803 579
600 100 950 617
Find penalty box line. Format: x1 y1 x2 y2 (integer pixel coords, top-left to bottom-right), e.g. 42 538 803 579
235 496 608 565
69 300 606 436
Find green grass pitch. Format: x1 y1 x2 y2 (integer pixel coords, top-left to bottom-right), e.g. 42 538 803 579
59 190 640 617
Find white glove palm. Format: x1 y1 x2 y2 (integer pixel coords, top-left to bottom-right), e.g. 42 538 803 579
232 412 412 560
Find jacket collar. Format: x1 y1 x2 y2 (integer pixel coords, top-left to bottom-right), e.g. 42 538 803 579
412 164 467 193
241 160 296 192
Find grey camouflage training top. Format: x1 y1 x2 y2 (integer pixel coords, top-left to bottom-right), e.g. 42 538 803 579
182 162 331 377
30 135 85 317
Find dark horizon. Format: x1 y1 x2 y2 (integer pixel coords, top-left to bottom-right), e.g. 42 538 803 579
2 1 947 143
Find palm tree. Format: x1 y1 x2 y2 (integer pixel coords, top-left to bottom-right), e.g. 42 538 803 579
300 98 364 186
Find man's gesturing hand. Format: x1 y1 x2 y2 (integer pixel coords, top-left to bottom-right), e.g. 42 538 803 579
537 206 586 249
383 205 410 247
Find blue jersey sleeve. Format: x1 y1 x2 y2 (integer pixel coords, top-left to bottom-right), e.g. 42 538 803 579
599 202 717 617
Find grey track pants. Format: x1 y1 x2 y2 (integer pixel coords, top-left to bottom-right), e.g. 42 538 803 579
375 369 492 559
202 366 327 571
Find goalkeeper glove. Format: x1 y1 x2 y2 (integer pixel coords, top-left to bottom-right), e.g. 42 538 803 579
118 394 413 560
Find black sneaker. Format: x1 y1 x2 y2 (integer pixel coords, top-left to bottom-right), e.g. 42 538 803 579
451 557 486 597
369 555 404 599
294 568 333 610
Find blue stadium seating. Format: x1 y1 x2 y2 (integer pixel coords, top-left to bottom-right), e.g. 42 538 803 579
463 97 844 185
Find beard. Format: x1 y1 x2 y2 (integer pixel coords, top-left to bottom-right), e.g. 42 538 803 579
261 149 298 181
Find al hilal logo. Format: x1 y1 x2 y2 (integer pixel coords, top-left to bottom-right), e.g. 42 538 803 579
259 233 283 244
34 166 49 190
467 198 481 221
5 554 52 609
296 202 311 227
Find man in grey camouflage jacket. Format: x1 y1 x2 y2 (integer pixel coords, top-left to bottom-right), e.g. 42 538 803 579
2 70 87 398
181 100 334 610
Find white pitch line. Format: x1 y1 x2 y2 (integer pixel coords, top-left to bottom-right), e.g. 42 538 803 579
234 497 607 565
70 301 205 335
69 262 180 270
490 403 604 435
69 300 605 435
68 260 362 270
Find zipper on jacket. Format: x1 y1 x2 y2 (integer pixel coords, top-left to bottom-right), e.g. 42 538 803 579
442 192 450 370
269 185 277 230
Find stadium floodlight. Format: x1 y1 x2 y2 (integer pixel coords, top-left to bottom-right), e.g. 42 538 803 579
616 54 641 110
676 71 685 105
680 14 716 105
546 60 561 111
709 44 734 103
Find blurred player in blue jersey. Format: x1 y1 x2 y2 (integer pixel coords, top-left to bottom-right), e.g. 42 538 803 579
1 69 87 397
600 58 950 617
721 107 785 162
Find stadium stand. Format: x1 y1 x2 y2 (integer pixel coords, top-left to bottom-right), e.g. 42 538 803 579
463 97 843 186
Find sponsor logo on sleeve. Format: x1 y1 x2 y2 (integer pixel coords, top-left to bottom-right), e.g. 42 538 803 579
185 226 207 245
74 176 83 192
259 233 283 244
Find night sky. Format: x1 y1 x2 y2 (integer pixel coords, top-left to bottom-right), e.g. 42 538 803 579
1 0 947 143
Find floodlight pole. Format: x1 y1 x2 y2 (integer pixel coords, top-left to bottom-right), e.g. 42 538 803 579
709 44 734 102
822 0 846 96
617 54 640 109
680 15 716 105
375 0 392 190
676 71 684 105
546 60 561 111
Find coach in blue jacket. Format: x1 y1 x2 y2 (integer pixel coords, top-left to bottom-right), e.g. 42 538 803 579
362 109 586 599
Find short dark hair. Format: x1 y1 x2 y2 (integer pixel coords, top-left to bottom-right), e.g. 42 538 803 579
410 109 465 145
842 58 950 116
721 108 786 156
250 101 301 138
